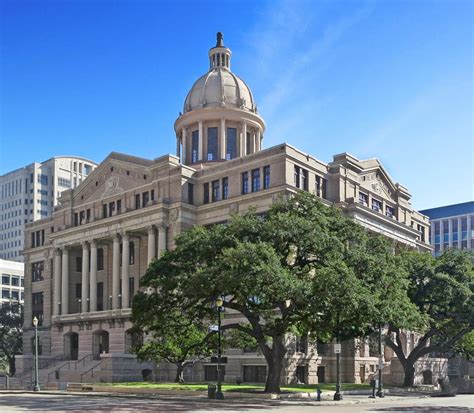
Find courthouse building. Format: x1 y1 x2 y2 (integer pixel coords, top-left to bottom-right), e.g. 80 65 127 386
18 33 433 387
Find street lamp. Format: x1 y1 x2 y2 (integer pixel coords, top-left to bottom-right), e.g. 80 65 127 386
333 316 343 401
376 324 384 398
215 297 224 400
32 316 40 392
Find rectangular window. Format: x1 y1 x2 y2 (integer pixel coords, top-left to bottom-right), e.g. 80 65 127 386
212 180 220 202
222 177 229 200
207 127 218 161
108 202 115 217
75 283 82 299
241 172 249 194
226 128 237 160
102 204 108 218
75 256 82 272
129 242 135 265
11 290 19 300
86 208 91 221
79 210 85 224
203 183 210 204
263 166 270 189
150 190 155 201
116 200 121 213
74 212 79 227
2 289 9 299
32 292 44 326
372 198 382 212
296 336 308 353
243 366 267 383
2 275 9 285
142 191 149 207
32 261 44 282
97 248 104 271
386 205 395 218
188 183 194 205
11 276 19 287
135 194 141 209
37 174 48 185
251 168 260 192
302 169 308 191
359 192 368 207
97 282 104 311
294 166 300 188
191 130 199 163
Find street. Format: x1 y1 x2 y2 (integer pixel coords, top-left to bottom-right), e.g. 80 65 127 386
0 393 472 413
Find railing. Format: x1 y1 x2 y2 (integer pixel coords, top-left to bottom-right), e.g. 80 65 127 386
47 354 95 381
15 354 65 385
80 361 101 382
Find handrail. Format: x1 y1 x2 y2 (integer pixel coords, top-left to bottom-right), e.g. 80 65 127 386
15 354 65 381
80 361 101 382
73 354 93 371
47 360 71 381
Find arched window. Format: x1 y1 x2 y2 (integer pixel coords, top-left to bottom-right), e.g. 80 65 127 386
226 128 237 160
129 242 135 265
191 130 199 163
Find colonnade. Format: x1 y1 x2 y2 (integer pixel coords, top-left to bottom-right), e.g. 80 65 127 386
52 224 167 316
177 119 262 164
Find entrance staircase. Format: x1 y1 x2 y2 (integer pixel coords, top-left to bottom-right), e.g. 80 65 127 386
11 354 101 390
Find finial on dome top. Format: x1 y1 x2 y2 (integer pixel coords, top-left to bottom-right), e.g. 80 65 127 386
216 32 224 47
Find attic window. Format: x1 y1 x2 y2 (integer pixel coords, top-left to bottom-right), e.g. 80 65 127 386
143 175 147 180
127 171 130 176
96 181 98 186
111 167 114 171
81 195 84 200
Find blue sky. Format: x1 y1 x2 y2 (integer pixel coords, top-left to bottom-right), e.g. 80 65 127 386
1 0 472 210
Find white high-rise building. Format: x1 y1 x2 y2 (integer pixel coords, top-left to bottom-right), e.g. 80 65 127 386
0 156 98 261
0 259 24 306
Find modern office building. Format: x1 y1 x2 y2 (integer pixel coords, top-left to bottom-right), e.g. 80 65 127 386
17 33 439 388
0 259 24 307
420 201 474 256
0 157 98 261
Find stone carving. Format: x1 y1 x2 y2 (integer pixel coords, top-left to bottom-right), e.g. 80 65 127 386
170 209 179 223
101 176 123 198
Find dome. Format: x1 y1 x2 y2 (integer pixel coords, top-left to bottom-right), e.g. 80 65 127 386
183 32 257 114
184 70 256 114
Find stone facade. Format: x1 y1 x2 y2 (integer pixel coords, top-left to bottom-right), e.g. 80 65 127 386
18 33 434 386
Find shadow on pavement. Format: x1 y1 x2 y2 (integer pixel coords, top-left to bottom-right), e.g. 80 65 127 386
370 407 472 412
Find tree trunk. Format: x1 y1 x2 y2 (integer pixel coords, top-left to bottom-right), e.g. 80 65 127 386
403 364 415 387
263 335 287 393
174 363 185 383
8 356 15 376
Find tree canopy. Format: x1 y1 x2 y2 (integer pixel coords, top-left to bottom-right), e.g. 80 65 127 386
0 301 23 375
134 192 418 392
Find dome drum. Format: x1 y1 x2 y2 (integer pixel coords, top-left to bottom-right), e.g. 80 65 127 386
175 33 265 167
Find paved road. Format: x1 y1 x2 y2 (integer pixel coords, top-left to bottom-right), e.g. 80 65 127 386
0 392 472 413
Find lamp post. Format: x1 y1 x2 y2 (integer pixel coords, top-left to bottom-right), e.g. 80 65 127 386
333 316 342 401
32 316 40 392
376 324 384 398
215 297 224 400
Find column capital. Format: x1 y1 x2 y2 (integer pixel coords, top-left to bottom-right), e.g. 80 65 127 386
121 231 129 241
158 222 169 230
54 248 62 256
113 234 121 242
90 239 97 248
148 225 155 234
81 241 89 249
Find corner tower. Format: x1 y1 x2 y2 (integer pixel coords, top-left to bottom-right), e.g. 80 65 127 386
174 33 265 166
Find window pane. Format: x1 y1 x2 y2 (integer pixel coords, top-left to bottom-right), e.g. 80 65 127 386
207 128 218 161
192 130 199 163
226 128 237 160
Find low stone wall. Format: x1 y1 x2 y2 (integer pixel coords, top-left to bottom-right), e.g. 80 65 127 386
99 353 154 383
384 357 448 386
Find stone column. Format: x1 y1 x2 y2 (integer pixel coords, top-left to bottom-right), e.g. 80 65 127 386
121 232 130 309
182 128 187 164
256 129 261 151
458 217 462 248
241 121 247 156
61 247 69 315
448 219 453 248
89 240 98 312
198 121 203 161
81 242 89 313
158 224 167 257
112 234 121 310
147 226 156 265
440 220 444 252
467 215 472 250
220 118 226 160
176 136 180 158
53 248 61 316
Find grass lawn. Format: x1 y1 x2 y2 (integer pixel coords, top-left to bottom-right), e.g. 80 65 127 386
98 382 372 393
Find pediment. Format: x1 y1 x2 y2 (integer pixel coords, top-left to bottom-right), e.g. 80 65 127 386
359 167 397 201
71 153 153 206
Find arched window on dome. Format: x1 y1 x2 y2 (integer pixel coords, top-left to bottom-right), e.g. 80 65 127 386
216 54 220 67
226 128 237 160
207 127 218 161
191 130 199 163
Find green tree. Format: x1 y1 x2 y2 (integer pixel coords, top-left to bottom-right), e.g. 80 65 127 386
135 192 414 392
131 307 217 383
0 301 23 375
385 249 474 386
